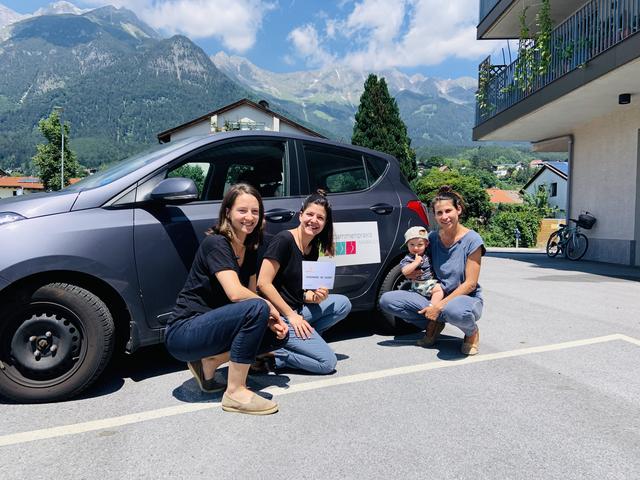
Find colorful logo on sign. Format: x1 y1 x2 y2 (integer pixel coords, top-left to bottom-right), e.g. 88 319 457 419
335 241 357 255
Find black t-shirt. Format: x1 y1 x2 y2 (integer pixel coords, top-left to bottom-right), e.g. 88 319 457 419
168 234 257 324
262 230 318 311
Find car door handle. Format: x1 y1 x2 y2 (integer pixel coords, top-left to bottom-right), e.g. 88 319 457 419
369 203 394 215
265 208 295 223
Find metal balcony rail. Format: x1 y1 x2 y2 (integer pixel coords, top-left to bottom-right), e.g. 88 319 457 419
479 0 502 23
226 121 267 131
476 0 640 126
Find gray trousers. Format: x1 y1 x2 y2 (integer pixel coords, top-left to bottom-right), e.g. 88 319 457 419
379 290 482 336
274 294 351 374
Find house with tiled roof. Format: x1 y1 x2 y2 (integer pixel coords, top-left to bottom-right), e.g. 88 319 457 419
0 177 44 198
486 188 523 205
521 162 568 218
156 98 325 143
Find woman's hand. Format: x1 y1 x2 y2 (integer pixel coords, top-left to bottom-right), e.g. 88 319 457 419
307 287 329 304
418 303 442 321
288 311 314 339
268 315 288 340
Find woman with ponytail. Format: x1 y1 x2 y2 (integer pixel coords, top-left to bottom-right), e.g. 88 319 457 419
257 190 352 374
380 186 485 355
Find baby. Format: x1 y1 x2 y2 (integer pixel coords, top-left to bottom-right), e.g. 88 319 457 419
399 226 444 304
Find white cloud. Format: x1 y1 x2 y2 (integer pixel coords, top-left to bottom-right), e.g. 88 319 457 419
287 24 335 68
288 0 503 71
82 0 274 53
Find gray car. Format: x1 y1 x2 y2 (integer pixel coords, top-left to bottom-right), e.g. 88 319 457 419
0 131 429 403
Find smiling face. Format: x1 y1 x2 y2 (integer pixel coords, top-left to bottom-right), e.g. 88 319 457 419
407 238 427 256
433 198 462 231
227 193 260 240
299 203 327 238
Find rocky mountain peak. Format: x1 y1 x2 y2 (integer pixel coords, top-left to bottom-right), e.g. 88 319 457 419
34 1 87 16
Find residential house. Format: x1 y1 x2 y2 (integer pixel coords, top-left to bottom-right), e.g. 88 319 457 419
157 98 325 143
0 177 44 198
474 0 640 266
486 188 524 204
493 162 523 178
521 161 568 218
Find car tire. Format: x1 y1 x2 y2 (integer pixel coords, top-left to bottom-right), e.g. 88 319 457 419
0 283 115 403
375 264 421 334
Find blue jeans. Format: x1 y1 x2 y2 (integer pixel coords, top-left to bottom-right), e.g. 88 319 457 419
165 298 289 364
379 290 482 337
274 294 351 374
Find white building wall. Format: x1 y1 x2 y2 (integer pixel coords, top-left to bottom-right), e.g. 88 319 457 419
523 168 567 217
572 105 640 265
171 121 211 142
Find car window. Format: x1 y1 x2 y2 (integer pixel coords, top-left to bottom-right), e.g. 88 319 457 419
217 141 288 199
167 162 211 200
303 143 369 194
365 155 388 185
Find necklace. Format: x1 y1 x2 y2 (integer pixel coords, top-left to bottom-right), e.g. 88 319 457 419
296 226 310 254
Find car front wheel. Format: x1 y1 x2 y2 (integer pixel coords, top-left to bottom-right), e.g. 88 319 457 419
0 283 114 403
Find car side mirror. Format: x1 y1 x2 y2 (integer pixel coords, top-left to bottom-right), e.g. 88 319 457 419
150 177 198 203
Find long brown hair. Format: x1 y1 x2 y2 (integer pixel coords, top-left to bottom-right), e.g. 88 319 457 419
207 183 264 250
301 189 335 256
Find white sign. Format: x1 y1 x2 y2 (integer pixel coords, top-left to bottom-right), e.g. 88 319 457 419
319 221 381 267
302 261 336 290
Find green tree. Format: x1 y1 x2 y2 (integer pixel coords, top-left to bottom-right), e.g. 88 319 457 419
32 111 81 190
413 169 492 221
352 74 417 181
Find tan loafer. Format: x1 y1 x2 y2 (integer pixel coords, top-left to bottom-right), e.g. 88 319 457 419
417 321 445 347
221 392 279 415
187 360 226 393
461 328 480 355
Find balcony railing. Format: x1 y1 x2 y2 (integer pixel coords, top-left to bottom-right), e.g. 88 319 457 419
479 0 502 23
476 0 640 126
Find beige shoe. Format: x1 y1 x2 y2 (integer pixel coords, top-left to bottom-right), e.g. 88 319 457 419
417 321 445 347
221 392 279 415
461 328 480 355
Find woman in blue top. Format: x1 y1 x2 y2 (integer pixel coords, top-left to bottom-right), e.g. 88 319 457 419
380 186 485 355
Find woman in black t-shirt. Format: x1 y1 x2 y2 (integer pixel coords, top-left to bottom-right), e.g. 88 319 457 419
165 183 288 415
257 191 352 374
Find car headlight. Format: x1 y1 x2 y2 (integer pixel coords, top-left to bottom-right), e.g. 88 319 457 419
0 212 26 226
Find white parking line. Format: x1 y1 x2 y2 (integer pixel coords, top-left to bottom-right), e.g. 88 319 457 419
1 333 638 448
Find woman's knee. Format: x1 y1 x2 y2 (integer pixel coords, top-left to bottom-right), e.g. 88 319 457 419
316 350 337 374
243 298 270 323
333 294 352 317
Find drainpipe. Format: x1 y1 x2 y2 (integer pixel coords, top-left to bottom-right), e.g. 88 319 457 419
565 135 574 224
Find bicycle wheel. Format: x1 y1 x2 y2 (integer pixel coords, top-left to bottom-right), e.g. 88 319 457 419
546 231 561 257
566 233 588 260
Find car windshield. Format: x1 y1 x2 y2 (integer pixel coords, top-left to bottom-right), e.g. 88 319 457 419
63 137 202 192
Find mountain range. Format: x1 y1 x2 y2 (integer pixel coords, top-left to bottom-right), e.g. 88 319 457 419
0 2 479 172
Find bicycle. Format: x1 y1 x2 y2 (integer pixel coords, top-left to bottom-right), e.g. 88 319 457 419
546 212 596 260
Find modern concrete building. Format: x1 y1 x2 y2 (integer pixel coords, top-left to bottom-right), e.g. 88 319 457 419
474 0 640 265
521 161 568 217
157 98 325 143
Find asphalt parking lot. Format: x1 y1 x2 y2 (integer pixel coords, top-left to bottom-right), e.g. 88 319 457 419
2 251 640 480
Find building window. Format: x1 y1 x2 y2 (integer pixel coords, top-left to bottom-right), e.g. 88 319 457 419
550 182 557 197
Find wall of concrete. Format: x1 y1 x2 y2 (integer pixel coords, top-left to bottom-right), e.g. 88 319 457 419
572 105 640 265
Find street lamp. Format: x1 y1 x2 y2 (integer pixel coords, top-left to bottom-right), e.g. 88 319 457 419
53 106 64 189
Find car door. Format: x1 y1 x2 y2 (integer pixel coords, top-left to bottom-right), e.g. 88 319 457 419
296 140 401 299
133 137 299 328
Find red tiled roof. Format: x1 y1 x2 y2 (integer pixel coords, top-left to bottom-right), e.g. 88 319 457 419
486 188 523 204
0 177 44 189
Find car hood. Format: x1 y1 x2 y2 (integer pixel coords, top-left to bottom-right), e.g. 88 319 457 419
0 190 79 218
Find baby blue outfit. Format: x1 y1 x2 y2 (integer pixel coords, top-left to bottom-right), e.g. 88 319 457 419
380 230 485 336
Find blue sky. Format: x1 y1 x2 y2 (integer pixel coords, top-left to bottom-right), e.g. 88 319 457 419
3 0 504 79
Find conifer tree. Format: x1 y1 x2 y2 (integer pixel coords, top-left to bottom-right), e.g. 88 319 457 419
352 74 417 181
32 110 81 191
